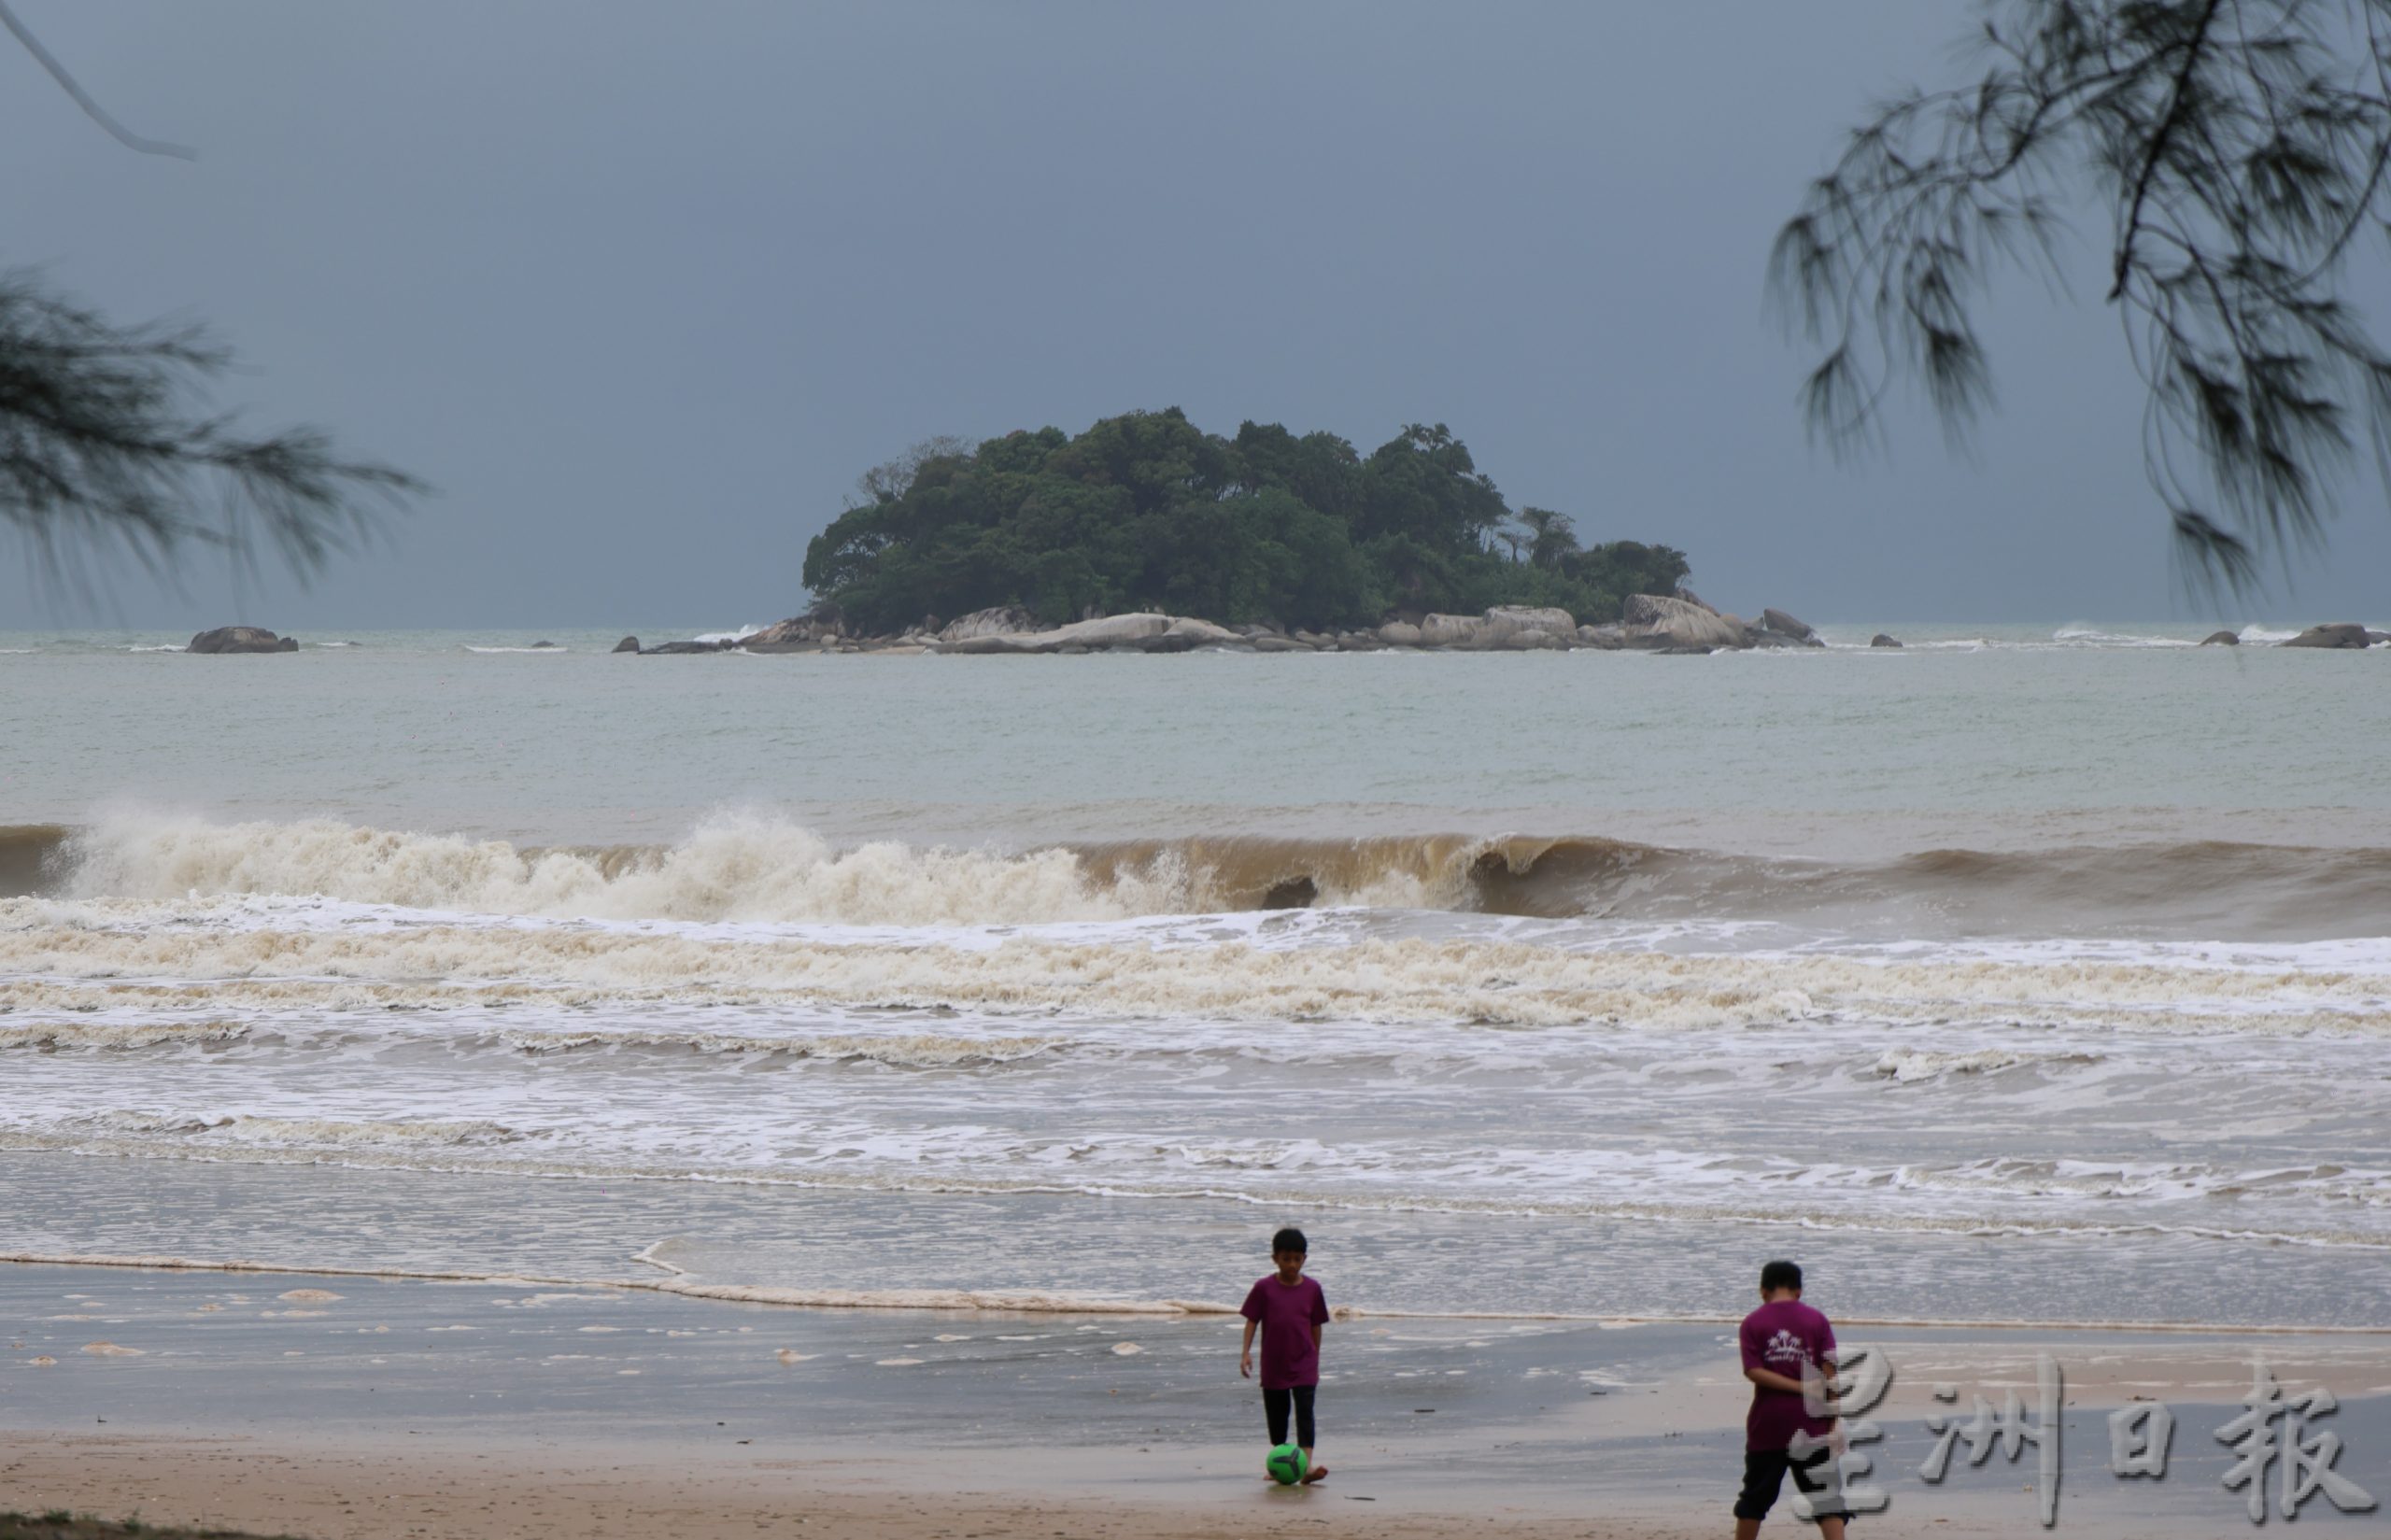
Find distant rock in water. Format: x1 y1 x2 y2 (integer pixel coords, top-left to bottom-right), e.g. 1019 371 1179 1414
1621 594 1742 650
2200 630 2241 646
2280 623 2372 649
612 636 640 653
642 640 725 655
530 641 558 649
1760 607 1820 644
1377 620 1422 646
1871 633 1903 649
189 626 296 654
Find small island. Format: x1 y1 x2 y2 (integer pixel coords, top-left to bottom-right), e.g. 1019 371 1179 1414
800 409 1691 636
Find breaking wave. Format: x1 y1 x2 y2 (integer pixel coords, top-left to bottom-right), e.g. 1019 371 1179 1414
8 814 2390 939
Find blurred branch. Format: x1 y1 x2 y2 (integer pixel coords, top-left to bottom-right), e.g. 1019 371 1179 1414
0 0 195 160
0 271 428 597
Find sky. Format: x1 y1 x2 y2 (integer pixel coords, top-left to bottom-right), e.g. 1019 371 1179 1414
4 1 2386 630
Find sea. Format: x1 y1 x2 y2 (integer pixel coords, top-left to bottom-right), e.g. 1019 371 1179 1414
3 622 2386 1330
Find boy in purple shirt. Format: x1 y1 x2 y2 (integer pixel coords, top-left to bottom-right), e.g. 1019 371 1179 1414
1733 1260 1846 1539
1238 1226 1331 1484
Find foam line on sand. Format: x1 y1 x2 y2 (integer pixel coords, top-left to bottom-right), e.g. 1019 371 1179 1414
7 1249 2390 1333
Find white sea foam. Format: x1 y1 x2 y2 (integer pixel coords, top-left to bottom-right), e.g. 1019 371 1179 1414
0 1020 249 1051
2051 626 2197 648
3 900 2384 1030
73 1110 531 1149
1870 1047 2096 1081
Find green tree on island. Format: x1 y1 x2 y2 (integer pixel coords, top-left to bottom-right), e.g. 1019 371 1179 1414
800 409 1691 634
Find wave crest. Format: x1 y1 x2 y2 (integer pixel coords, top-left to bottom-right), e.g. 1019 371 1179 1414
11 812 2391 938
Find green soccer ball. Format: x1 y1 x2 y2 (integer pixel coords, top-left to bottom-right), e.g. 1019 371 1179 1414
1266 1443 1308 1486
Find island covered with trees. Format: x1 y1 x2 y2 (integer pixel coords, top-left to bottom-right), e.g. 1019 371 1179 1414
800 409 1690 635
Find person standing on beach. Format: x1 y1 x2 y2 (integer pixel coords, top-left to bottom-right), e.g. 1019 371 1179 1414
1733 1259 1846 1539
1238 1225 1331 1485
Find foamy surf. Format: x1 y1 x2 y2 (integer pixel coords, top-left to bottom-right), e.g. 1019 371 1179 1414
13 812 2391 940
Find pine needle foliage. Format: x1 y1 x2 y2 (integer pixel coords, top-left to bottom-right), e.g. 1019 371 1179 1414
0 272 425 594
1774 0 2391 587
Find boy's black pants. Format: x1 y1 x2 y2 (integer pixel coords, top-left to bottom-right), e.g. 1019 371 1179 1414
1733 1445 1847 1522
1263 1384 1317 1447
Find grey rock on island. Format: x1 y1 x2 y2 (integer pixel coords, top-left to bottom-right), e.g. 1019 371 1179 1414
627 587 1861 657
188 626 298 654
2200 630 2241 645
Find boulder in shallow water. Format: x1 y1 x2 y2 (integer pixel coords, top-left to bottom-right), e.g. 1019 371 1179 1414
1377 620 1422 645
2200 630 2241 646
1621 594 1744 650
1760 607 1821 644
2280 623 2371 649
641 640 724 655
1871 633 1903 648
1576 624 1625 649
188 626 295 654
612 635 640 653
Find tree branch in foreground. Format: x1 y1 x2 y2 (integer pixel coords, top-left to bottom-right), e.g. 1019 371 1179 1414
1773 0 2391 590
0 272 428 593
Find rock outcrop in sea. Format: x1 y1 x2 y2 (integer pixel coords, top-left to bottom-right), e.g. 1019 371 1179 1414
622 588 1866 657
189 626 298 654
2280 623 2373 649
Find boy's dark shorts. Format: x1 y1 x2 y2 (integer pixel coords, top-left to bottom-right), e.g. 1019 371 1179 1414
1734 1445 1850 1523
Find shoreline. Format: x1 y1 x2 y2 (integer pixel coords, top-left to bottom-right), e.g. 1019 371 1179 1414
13 1251 2391 1335
8 1262 2388 1540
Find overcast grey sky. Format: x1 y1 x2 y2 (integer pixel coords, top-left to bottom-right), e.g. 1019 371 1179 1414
6 1 2385 629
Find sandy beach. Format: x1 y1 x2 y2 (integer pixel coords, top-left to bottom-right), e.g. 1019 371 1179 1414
8 1262 2389 1539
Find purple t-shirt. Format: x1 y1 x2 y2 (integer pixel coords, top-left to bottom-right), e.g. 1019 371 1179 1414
1240 1274 1329 1389
1740 1299 1837 1450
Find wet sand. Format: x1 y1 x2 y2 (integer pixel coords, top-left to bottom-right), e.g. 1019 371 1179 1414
7 1264 2388 1539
